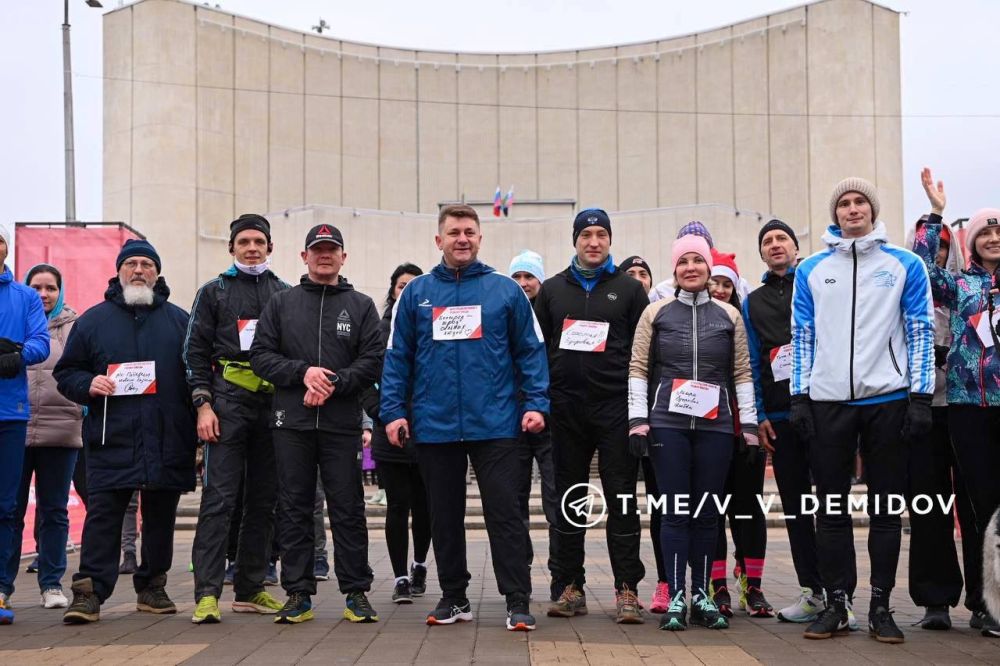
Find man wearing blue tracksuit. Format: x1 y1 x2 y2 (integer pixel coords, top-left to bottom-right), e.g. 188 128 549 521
0 223 51 625
791 178 935 644
380 204 549 632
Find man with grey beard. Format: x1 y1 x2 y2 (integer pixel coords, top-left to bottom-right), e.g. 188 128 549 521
54 239 197 624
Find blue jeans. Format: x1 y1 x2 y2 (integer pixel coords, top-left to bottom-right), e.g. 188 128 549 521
647 428 733 597
0 421 28 595
1 446 78 595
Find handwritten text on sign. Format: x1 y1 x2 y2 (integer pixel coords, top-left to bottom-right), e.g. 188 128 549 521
769 344 793 383
238 319 258 351
432 305 483 341
667 379 720 419
559 319 610 352
107 361 157 396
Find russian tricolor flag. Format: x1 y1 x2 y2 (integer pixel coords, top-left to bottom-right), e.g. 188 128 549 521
493 186 502 217
502 186 514 218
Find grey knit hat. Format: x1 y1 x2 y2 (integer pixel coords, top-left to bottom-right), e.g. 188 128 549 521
829 177 880 225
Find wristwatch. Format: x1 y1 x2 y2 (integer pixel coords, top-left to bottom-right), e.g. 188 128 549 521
192 394 211 409
329 372 341 388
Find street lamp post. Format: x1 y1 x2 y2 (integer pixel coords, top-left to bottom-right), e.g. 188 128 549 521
62 0 102 223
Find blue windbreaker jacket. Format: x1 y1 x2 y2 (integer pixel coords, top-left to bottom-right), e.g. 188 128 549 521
0 264 50 421
380 260 549 444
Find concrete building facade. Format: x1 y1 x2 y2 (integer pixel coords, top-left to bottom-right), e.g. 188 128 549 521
103 0 902 304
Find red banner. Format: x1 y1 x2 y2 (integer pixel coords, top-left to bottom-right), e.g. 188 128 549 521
21 482 86 557
14 224 143 312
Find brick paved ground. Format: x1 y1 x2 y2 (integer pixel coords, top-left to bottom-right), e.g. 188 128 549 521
3 521 1000 664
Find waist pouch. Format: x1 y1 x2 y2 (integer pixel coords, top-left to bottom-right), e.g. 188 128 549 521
219 359 274 394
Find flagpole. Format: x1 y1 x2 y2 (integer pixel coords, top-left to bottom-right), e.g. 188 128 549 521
101 395 108 446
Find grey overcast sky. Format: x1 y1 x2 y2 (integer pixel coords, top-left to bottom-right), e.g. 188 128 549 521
2 0 998 246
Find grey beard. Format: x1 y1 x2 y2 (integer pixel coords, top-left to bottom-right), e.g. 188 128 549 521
121 282 154 306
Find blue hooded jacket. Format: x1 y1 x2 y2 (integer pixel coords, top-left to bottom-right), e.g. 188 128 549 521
0 264 50 421
380 260 549 444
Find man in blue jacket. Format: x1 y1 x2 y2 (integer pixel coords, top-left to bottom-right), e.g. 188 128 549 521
381 204 549 632
791 178 935 644
54 239 196 624
0 223 50 625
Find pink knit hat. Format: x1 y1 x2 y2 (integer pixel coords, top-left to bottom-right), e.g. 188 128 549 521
966 208 1000 260
672 234 713 271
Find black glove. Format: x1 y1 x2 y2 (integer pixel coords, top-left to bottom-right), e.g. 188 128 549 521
0 336 21 354
789 394 815 442
0 351 22 379
628 433 648 458
934 345 949 370
901 393 933 441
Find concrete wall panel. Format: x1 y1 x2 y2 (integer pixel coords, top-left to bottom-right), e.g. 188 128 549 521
342 97 380 208
578 110 617 208
379 100 418 212
268 92 304 211
418 102 458 212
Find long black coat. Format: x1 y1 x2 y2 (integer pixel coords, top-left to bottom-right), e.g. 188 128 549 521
54 277 196 493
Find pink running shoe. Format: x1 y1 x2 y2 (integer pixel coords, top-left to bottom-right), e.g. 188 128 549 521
650 582 670 614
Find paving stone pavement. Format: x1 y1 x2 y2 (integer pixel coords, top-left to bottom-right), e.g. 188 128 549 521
2 523 1000 664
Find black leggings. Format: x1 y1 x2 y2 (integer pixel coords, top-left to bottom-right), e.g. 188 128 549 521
713 442 767 586
379 460 431 578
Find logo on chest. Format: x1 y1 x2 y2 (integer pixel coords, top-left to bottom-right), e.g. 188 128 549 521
872 270 897 288
337 309 352 337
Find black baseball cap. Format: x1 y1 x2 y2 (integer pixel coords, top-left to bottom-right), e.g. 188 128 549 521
304 224 344 250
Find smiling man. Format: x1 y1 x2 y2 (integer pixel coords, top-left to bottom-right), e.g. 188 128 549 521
250 224 383 626
380 204 549 632
791 178 935 644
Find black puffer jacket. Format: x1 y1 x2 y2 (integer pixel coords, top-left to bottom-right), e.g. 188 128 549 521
183 265 289 400
250 274 382 434
533 266 647 402
54 278 196 493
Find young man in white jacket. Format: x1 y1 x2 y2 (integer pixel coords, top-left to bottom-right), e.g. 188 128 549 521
790 177 935 644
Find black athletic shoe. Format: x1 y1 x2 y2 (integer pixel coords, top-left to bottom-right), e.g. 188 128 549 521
25 557 39 574
916 605 951 630
804 604 849 639
745 586 774 618
409 564 427 597
118 552 137 575
136 576 177 614
392 579 413 604
506 594 536 631
426 598 473 625
868 606 904 643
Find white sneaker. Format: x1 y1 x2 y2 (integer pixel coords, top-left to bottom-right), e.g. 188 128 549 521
0 591 12 610
777 587 824 623
42 588 68 609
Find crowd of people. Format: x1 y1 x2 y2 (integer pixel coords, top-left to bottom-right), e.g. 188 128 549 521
0 169 997 646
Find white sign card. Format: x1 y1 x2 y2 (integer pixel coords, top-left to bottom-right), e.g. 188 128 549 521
559 319 610 352
769 344 793 383
971 309 1000 349
667 379 720 419
238 319 258 351
107 361 157 396
432 305 483 341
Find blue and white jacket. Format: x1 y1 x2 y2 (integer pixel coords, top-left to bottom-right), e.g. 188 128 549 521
380 260 549 444
791 222 935 404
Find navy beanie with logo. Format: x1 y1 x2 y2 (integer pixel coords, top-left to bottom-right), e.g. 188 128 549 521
572 208 612 246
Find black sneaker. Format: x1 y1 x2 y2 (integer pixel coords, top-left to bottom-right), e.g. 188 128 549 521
804 603 849 639
426 598 473 625
264 562 278 586
970 609 991 629
868 606 904 644
119 551 137 575
409 564 427 597
506 593 536 631
978 610 1000 637
314 555 330 582
63 578 101 624
274 592 313 624
712 586 733 618
690 591 728 629
136 575 177 614
659 590 687 631
745 586 774 618
916 605 951 630
344 591 379 623
223 560 235 585
392 579 413 604
26 557 39 574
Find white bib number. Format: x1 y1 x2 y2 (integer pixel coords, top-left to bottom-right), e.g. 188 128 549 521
558 319 610 352
769 344 793 383
667 379 720 419
238 319 258 351
432 305 483 341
